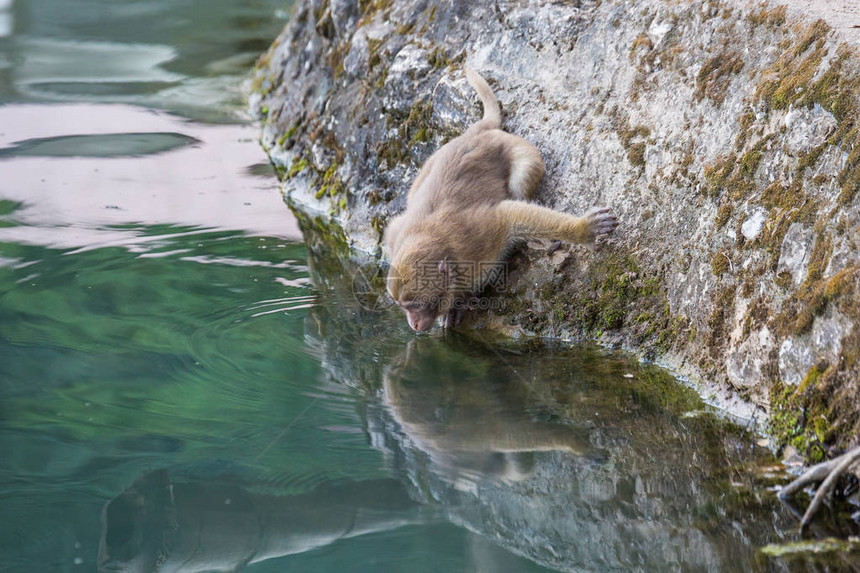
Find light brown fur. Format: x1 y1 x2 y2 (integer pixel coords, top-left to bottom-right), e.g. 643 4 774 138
385 69 617 332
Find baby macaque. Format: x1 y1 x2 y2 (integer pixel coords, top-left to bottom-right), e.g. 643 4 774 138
384 69 617 332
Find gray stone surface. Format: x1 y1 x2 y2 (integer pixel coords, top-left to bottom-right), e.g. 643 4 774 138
779 309 853 385
250 0 860 449
777 223 814 287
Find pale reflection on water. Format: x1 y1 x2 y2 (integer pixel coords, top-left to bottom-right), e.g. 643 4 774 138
0 103 300 250
0 0 298 251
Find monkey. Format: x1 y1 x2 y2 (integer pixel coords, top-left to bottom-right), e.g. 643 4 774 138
384 68 618 332
382 338 595 485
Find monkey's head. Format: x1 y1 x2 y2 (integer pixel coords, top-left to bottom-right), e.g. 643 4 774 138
386 247 451 332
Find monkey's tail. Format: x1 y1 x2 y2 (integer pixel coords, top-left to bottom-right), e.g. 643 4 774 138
465 68 502 129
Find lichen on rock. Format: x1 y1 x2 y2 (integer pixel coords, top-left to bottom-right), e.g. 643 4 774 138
249 0 860 459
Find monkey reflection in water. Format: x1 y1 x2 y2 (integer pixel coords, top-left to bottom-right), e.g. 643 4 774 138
382 337 599 489
385 68 618 332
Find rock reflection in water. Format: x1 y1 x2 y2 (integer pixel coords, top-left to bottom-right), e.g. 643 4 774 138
98 471 421 573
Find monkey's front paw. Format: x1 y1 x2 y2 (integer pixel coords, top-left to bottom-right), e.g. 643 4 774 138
586 207 618 241
441 307 464 329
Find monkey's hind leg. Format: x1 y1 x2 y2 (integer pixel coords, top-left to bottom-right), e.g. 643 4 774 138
501 133 544 201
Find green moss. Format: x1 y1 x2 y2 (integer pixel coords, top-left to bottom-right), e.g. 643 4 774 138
746 4 786 28
367 189 393 206
805 232 833 284
705 133 776 202
740 149 762 176
711 251 730 276
627 142 646 167
760 538 860 560
769 364 836 462
807 47 857 120
358 0 392 23
377 99 435 167
752 39 860 207
426 46 451 70
774 266 858 337
289 204 350 257
314 2 336 39
629 33 653 61
377 139 406 168
695 50 744 105
408 100 434 143
715 203 732 228
315 162 345 200
741 296 770 337
795 19 830 56
775 270 793 290
327 40 348 78
734 112 756 149
396 20 416 36
760 181 805 211
276 121 300 149
759 187 817 270
551 299 567 323
836 136 860 205
370 214 386 238
375 66 389 90
367 38 384 69
618 124 650 149
680 153 694 168
559 253 671 345
655 314 691 352
755 20 831 111
798 364 823 394
706 287 735 357
286 155 311 179
797 142 828 174
703 153 736 195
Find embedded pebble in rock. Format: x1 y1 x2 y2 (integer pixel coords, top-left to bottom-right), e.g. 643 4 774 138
740 210 766 241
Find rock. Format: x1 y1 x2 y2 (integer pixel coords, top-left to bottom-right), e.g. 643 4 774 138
777 223 814 287
778 310 852 386
382 45 434 113
250 0 860 454
740 210 766 241
784 103 837 156
726 326 774 390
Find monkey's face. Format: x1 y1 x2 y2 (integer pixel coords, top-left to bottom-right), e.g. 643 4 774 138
400 301 439 332
386 265 443 332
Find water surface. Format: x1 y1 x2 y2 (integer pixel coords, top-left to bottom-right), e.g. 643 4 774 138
1 1 858 572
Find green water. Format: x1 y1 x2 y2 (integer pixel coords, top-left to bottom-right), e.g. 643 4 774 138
0 2 857 572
